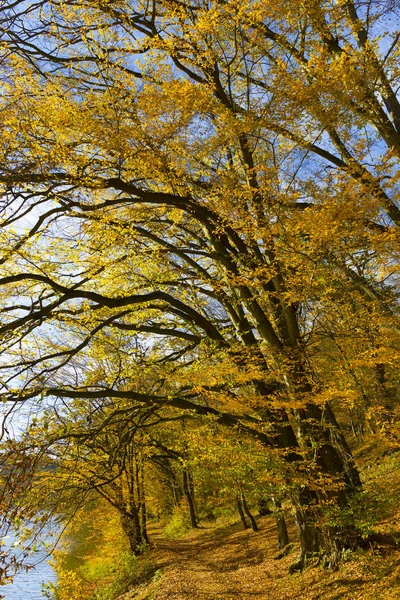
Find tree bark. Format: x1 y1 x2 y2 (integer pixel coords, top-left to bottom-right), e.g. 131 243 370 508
236 494 249 529
323 403 362 489
139 457 149 544
241 493 258 532
121 509 144 555
273 499 290 550
289 487 321 572
183 467 198 528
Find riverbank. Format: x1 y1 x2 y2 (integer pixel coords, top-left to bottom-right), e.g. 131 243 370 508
48 441 400 600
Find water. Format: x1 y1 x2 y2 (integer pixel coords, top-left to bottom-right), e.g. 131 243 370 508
1 533 57 599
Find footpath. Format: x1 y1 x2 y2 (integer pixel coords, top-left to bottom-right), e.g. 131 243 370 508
117 516 398 600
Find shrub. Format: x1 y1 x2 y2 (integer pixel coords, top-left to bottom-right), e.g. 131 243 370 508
164 506 192 539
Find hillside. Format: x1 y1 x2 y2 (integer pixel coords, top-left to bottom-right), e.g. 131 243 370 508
118 517 400 600
118 450 400 600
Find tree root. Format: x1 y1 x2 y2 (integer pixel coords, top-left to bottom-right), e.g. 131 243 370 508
274 543 294 560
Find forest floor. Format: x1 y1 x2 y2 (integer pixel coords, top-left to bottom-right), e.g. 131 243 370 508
117 449 400 600
118 516 400 600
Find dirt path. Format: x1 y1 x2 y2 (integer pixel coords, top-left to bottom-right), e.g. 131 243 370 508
142 518 286 600
121 517 305 600
119 516 397 600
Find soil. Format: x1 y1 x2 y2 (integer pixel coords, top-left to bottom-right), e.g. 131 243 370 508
118 515 400 600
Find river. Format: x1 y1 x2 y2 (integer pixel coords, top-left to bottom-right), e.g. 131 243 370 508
1 532 58 599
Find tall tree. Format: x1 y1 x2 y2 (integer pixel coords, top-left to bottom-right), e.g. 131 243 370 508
0 0 399 570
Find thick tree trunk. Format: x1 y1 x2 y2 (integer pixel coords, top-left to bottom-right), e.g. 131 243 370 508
289 487 322 572
281 359 362 569
241 493 258 532
273 499 290 550
249 329 363 567
289 467 361 572
261 396 361 570
121 510 144 555
323 403 362 489
236 495 249 529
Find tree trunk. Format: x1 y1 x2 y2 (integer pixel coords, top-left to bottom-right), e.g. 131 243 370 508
286 361 362 569
139 458 149 545
183 467 198 528
241 493 258 532
154 457 182 508
323 403 362 489
121 510 144 555
289 487 321 572
258 496 272 516
251 338 363 568
238 351 361 566
289 473 362 573
236 495 249 529
273 499 290 550
171 482 182 508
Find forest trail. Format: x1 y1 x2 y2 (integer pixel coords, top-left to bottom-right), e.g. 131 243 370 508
138 518 285 600
118 515 400 600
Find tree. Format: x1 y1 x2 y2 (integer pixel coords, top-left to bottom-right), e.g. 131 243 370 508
0 440 40 584
22 397 155 555
0 0 399 571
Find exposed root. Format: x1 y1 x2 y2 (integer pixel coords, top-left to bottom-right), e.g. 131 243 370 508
274 543 294 560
